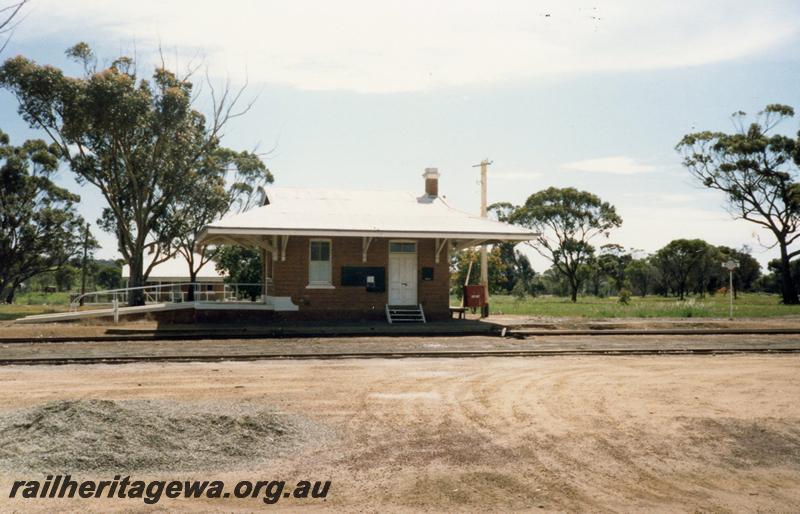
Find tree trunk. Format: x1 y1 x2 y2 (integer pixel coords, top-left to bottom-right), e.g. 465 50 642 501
569 279 578 302
128 255 146 307
5 282 20 304
187 270 197 302
778 244 799 305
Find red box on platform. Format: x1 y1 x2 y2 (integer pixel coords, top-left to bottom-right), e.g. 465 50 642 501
463 285 486 308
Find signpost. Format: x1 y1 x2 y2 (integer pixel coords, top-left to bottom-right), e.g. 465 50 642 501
723 260 739 320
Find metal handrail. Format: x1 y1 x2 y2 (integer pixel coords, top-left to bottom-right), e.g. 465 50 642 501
69 282 266 312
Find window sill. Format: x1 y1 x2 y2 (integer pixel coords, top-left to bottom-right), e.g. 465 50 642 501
305 284 335 290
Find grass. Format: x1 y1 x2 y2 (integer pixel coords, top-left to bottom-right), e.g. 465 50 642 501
15 291 71 305
2 291 799 321
0 292 71 321
478 292 800 318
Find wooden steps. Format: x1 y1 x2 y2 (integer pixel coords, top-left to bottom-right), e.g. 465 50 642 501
385 304 426 324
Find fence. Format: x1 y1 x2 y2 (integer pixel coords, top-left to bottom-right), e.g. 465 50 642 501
69 282 265 311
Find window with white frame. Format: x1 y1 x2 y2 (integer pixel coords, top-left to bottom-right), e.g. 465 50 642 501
389 242 416 253
308 240 332 286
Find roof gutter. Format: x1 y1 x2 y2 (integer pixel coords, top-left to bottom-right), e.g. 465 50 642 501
197 226 537 244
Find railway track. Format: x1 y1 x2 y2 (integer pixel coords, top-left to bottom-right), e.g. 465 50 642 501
2 346 800 366
2 327 800 345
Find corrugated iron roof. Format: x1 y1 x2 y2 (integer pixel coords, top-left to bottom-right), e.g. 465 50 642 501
200 188 535 240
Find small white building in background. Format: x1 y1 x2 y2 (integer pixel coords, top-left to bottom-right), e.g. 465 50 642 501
122 253 224 287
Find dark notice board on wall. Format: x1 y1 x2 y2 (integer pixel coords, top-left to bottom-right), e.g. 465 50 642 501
341 266 386 292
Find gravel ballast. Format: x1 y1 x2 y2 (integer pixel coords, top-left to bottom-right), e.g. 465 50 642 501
0 399 328 473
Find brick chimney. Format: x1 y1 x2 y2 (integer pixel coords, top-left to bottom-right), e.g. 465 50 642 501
423 167 440 197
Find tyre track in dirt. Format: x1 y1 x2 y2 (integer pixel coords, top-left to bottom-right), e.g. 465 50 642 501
436 357 800 511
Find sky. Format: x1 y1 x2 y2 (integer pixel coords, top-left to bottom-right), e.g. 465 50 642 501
2 0 800 271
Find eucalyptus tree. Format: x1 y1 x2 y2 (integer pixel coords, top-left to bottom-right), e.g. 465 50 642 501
688 242 721 297
598 244 632 293
0 1 27 54
651 239 712 300
168 148 272 300
0 130 89 302
677 104 800 304
625 257 657 297
0 43 255 305
214 246 262 302
716 246 761 298
507 187 622 302
450 246 509 295
488 202 536 294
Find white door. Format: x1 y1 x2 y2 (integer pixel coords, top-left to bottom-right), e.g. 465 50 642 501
388 242 417 305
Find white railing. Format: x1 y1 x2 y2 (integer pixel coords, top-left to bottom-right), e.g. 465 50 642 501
69 282 265 312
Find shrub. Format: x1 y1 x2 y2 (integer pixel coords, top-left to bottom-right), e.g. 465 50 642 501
511 281 528 301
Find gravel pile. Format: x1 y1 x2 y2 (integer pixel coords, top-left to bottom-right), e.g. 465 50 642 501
0 399 327 472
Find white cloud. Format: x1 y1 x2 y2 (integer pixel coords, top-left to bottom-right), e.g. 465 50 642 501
561 156 655 175
18 0 799 93
517 203 777 272
653 192 721 205
614 205 764 254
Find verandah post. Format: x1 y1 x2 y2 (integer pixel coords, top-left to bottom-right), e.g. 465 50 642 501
262 247 268 304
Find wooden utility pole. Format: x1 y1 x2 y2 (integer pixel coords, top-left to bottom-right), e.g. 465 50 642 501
78 222 90 307
473 159 493 317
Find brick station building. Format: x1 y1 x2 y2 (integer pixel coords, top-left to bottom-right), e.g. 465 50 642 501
196 169 535 321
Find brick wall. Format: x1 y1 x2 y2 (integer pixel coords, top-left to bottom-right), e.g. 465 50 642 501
270 236 451 320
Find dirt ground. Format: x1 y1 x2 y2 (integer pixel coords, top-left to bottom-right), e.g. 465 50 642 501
0 355 799 512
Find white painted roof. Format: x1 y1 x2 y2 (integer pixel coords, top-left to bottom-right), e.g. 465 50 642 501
199 188 535 241
122 253 224 282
